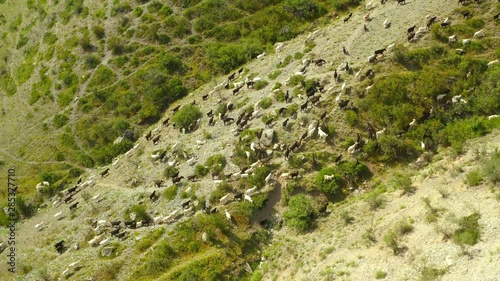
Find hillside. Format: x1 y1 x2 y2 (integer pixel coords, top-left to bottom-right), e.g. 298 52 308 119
0 0 499 280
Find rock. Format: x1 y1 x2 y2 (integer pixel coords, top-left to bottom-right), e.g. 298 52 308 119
260 129 274 146
446 255 454 266
101 247 114 257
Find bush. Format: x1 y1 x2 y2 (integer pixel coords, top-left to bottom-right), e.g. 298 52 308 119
268 70 281 80
283 194 316 232
481 149 500 183
92 25 105 39
466 170 483 186
53 114 69 128
164 166 179 178
420 267 447 281
344 110 359 126
340 211 354 225
258 97 272 109
391 172 415 195
194 164 209 177
383 231 401 255
172 104 202 130
375 270 387 279
316 167 341 196
163 185 178 200
130 204 151 222
452 212 480 246
254 80 269 90
395 220 414 236
136 228 165 252
205 154 226 175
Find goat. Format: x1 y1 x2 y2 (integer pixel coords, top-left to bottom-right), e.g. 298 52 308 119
368 54 376 63
441 21 450 28
407 32 416 42
55 240 65 254
257 52 266 59
220 193 233 205
315 59 326 66
494 13 500 21
397 0 405 4
172 176 184 184
152 135 161 145
347 142 360 154
383 18 390 28
335 154 343 164
318 127 328 139
343 12 353 23
323 174 335 181
448 35 457 43
244 194 253 203
462 11 472 18
202 94 209 100
282 118 289 128
153 180 163 188
487 115 499 120
69 202 78 211
427 16 437 28
228 72 236 82
290 171 299 179
100 168 110 178
342 46 349 55
407 25 416 35
365 0 374 10
458 0 466 4
374 48 386 56
375 127 386 139
364 24 369 32
162 118 170 127
225 210 232 221
300 101 309 112
149 191 157 201
473 29 484 39
172 105 181 113
181 200 191 209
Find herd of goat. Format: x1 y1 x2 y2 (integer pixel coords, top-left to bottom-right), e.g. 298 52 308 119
25 1 499 276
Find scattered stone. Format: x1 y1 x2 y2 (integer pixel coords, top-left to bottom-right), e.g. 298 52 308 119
101 247 114 257
260 129 274 146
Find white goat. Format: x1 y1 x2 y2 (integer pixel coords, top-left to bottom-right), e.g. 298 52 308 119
318 127 328 139
323 174 335 181
244 194 253 203
473 29 484 39
376 127 386 139
383 18 391 28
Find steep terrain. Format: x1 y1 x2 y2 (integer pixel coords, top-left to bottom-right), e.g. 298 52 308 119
0 0 499 280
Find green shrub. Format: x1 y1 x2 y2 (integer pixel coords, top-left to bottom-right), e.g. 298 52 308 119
466 170 483 186
84 55 100 69
287 74 304 86
254 80 269 90
340 211 354 225
194 164 209 177
258 97 272 109
375 270 387 279
163 185 178 200
283 194 316 232
293 52 303 59
277 55 292 68
452 212 480 246
16 196 36 218
391 172 415 195
136 228 165 252
481 149 500 183
419 267 447 281
92 25 105 39
268 70 281 80
395 220 414 236
130 204 151 222
362 228 376 245
315 167 341 196
344 110 359 126
172 104 202 130
164 166 179 178
53 114 69 128
205 154 226 175
383 231 401 255
274 90 285 102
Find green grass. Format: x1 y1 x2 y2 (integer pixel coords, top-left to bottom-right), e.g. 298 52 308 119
375 270 388 279
452 212 481 246
466 170 483 186
164 185 178 201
